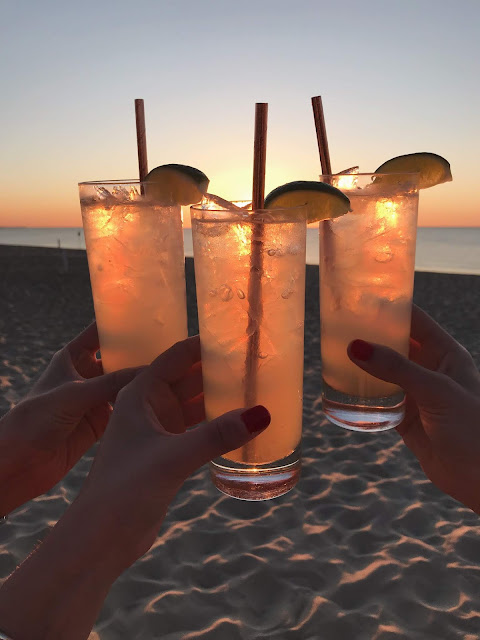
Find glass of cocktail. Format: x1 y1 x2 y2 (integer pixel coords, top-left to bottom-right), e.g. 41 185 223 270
79 180 188 372
319 172 419 431
191 202 307 500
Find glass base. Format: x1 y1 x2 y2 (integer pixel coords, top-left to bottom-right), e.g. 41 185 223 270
210 448 301 501
322 381 405 432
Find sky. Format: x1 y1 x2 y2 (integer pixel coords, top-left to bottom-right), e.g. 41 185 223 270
1 0 479 228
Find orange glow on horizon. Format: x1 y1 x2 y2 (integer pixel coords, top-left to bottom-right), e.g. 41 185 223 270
0 168 477 229
1 204 478 229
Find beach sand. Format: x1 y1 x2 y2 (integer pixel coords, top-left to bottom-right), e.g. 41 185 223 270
1 245 480 639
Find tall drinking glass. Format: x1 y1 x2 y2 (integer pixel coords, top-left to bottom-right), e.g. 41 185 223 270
79 180 188 372
319 173 419 431
191 204 307 500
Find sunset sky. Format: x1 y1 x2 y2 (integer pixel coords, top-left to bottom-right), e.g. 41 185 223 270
1 0 479 228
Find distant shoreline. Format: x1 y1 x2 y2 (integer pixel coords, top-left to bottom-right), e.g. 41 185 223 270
1 241 479 276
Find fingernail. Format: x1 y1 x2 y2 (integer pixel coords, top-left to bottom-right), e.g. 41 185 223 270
241 405 271 433
350 339 374 361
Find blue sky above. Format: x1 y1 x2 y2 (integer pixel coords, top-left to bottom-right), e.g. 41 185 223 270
1 0 479 226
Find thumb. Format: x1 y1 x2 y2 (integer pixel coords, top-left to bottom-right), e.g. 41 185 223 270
347 339 449 406
181 405 271 472
54 367 141 416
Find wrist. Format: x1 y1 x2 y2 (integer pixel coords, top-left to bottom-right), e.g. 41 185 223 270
80 469 174 547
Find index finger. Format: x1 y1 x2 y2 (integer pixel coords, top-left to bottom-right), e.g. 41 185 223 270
66 322 100 359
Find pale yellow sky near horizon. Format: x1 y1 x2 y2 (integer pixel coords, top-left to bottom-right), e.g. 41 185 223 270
0 181 471 229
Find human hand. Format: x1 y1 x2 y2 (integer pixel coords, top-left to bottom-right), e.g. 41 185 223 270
0 323 138 515
0 335 270 640
348 304 480 513
82 335 271 557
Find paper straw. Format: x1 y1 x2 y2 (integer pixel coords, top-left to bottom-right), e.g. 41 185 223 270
252 103 268 209
135 99 148 182
311 95 337 277
311 96 332 176
244 103 268 420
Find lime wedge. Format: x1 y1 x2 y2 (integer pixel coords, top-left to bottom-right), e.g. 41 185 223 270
144 164 209 205
374 153 452 189
264 181 351 223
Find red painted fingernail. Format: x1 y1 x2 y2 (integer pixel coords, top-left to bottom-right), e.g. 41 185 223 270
350 339 374 361
241 405 271 433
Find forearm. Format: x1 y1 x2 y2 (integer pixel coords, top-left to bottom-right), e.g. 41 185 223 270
0 438 50 516
0 411 37 515
0 490 158 640
0 439 26 516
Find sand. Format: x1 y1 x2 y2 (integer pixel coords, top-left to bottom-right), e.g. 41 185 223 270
1 245 480 639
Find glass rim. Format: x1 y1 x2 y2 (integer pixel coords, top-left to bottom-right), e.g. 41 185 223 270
319 172 420 194
78 179 140 186
190 203 307 215
190 203 307 224
319 172 420 178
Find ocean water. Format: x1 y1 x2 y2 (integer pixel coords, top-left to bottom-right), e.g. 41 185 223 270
0 226 479 275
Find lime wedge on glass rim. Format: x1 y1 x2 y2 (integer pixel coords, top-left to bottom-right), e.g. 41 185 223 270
264 181 351 223
374 153 452 190
144 163 209 205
